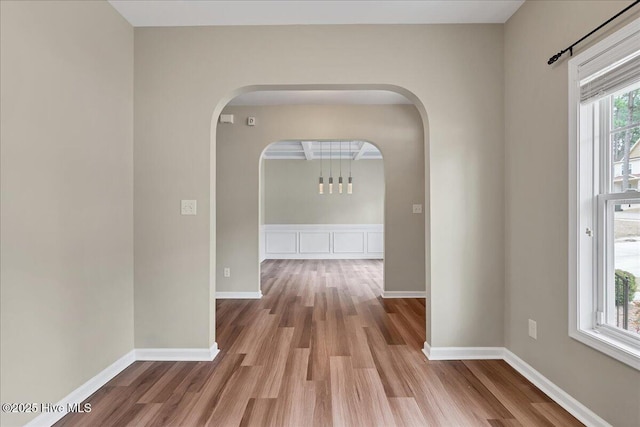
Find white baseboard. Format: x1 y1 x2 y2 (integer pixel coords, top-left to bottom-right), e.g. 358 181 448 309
136 342 219 361
21 340 608 427
422 341 432 359
422 343 503 360
264 254 383 260
422 343 610 427
503 349 611 427
216 291 263 299
381 291 426 298
25 343 220 426
24 350 136 427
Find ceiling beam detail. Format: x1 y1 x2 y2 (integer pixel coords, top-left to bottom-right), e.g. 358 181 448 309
301 141 314 161
354 141 367 161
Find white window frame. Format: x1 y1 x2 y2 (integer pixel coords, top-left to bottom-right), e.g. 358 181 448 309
569 17 640 371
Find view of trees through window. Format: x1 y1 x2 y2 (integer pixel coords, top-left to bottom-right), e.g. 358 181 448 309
611 87 640 190
610 86 640 336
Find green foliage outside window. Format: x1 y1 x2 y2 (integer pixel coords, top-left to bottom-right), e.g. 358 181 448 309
615 269 637 307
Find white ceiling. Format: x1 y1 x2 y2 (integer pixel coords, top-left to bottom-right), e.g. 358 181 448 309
228 90 411 106
263 141 381 160
108 1 525 27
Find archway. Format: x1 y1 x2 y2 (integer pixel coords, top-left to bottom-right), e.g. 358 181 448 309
257 140 386 295
209 85 431 350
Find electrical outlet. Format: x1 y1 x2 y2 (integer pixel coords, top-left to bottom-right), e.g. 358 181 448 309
181 200 197 215
412 204 423 214
528 319 537 339
223 268 231 278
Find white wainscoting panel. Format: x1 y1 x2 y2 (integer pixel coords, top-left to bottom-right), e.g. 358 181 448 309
367 232 384 253
299 232 331 254
334 232 365 253
263 224 383 259
265 231 297 254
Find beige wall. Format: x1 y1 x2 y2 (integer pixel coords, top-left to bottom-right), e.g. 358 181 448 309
2 2 636 425
134 23 505 349
264 159 384 225
217 106 419 294
0 1 133 426
504 2 640 426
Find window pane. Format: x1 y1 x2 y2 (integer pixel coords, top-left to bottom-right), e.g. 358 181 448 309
610 126 640 193
611 202 640 335
612 87 640 131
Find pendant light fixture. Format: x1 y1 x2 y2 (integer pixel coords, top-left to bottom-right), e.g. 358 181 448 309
318 142 324 194
348 141 353 194
312 140 357 195
338 141 343 194
328 142 334 194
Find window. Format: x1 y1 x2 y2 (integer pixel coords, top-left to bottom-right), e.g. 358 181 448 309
569 18 640 370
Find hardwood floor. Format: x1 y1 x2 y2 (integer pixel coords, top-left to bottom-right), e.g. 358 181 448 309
56 259 582 426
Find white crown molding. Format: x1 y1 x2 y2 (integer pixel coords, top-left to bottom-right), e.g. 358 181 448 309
108 1 525 27
422 344 612 427
24 350 136 427
216 291 263 299
381 291 426 298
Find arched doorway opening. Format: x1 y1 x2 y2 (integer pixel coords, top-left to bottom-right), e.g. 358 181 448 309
258 140 385 297
209 85 431 351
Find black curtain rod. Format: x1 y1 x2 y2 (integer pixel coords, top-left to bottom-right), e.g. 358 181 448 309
547 0 640 65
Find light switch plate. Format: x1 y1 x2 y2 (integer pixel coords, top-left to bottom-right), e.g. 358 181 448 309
181 200 197 215
412 204 423 214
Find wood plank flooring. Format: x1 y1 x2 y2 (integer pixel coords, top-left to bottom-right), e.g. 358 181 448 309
56 259 582 426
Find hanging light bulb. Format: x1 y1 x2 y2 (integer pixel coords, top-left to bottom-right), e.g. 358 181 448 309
338 141 343 194
348 141 353 194
329 141 333 194
318 142 324 194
